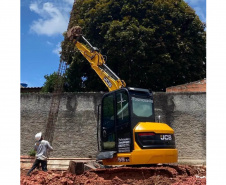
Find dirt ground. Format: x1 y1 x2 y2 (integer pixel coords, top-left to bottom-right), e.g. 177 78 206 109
21 165 206 185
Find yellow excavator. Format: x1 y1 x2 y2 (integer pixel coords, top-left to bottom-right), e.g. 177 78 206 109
67 26 178 165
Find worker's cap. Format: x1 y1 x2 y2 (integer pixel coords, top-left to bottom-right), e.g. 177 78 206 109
35 132 42 141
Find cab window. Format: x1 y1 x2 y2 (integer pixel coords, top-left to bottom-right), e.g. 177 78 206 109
116 91 129 125
132 97 153 117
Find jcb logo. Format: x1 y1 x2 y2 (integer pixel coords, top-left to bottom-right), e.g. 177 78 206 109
160 135 172 141
104 77 112 88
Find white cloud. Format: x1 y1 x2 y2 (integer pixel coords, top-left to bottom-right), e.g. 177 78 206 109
29 1 71 36
30 2 41 14
53 42 61 56
46 41 53 45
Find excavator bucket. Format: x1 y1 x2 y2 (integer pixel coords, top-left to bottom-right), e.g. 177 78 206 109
67 26 82 40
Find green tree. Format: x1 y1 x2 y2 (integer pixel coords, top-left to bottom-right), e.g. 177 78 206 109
60 0 206 92
41 72 60 92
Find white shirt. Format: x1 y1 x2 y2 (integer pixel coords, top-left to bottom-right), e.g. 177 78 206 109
34 140 53 160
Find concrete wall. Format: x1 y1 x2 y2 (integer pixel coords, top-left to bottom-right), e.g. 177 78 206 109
21 92 206 164
21 92 103 158
153 92 206 164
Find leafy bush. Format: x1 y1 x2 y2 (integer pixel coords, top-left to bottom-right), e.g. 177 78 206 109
28 149 36 156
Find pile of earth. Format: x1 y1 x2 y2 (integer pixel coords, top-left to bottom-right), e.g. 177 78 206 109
21 165 206 185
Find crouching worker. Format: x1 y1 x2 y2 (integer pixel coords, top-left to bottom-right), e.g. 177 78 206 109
27 132 53 176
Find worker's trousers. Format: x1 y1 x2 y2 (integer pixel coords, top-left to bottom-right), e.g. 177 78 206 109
27 159 47 175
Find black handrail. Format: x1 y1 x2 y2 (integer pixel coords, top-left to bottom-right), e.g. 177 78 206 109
97 104 101 151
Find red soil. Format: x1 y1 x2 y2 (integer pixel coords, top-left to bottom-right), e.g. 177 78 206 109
21 165 206 185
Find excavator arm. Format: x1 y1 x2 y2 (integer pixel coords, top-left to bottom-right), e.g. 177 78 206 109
67 26 126 92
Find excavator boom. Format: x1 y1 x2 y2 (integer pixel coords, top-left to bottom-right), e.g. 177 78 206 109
67 26 126 91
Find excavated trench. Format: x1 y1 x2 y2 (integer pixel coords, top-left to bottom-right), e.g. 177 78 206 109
21 164 206 185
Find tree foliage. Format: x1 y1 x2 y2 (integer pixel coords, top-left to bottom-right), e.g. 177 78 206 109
60 0 206 92
41 72 68 92
41 73 59 92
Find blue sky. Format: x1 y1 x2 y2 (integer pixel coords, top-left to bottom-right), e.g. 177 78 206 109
21 0 206 87
21 0 74 87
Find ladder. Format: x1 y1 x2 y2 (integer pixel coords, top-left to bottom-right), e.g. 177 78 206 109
44 60 68 144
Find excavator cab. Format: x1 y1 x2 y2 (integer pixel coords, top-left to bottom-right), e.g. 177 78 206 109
97 87 178 165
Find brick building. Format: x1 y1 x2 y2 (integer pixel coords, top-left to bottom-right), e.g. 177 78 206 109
166 79 206 93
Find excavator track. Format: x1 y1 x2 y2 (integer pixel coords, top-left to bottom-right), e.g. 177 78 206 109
90 165 196 178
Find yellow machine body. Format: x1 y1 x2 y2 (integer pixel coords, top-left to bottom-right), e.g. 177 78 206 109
103 122 178 165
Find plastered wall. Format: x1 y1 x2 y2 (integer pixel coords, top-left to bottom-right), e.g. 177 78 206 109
21 92 206 164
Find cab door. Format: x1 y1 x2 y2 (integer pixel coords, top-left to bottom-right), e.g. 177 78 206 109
101 89 132 153
101 93 116 151
115 90 132 153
